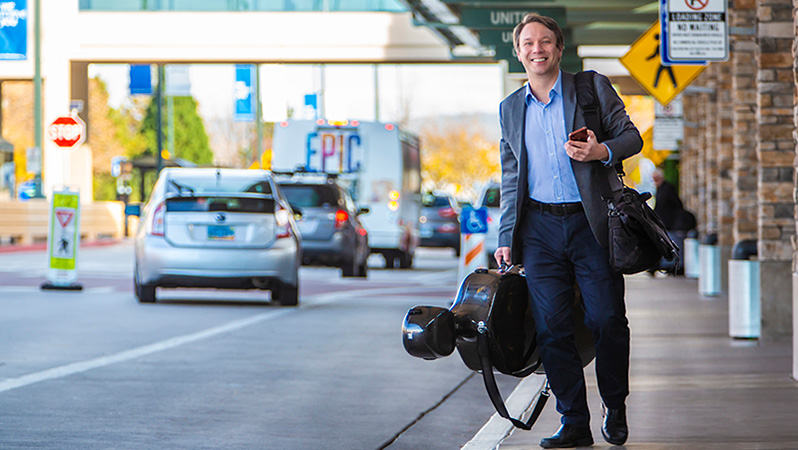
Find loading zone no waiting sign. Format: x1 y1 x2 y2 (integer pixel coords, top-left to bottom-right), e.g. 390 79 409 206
661 0 728 63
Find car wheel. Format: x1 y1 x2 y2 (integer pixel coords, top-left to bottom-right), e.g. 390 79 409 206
274 283 299 306
399 251 413 269
134 269 156 303
341 257 357 277
356 258 368 278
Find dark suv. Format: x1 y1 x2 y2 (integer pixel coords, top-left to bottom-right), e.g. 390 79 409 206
419 192 461 256
277 177 370 277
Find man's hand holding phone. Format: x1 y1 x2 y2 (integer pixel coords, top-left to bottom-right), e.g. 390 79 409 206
565 127 609 162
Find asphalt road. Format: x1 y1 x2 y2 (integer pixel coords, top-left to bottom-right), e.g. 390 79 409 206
0 242 520 449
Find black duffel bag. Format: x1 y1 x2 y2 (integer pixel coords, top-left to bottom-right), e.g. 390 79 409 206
402 266 595 430
607 186 680 274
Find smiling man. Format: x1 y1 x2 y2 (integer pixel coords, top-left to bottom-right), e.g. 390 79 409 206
493 13 643 449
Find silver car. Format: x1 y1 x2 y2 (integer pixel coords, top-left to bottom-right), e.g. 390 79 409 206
475 182 501 268
130 168 301 306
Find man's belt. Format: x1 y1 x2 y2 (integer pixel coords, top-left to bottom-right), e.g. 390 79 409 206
526 198 583 216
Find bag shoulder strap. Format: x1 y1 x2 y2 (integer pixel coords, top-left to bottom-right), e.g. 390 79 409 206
477 329 549 430
574 70 623 201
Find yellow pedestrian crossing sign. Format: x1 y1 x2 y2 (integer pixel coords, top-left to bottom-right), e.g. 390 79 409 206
619 22 707 105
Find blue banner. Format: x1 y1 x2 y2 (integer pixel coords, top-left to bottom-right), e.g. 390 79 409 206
129 65 152 95
0 0 28 60
234 64 255 122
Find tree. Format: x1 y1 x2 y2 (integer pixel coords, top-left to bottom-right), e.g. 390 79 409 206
419 119 500 200
137 95 213 165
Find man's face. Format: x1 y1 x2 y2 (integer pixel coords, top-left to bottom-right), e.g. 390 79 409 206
516 22 562 79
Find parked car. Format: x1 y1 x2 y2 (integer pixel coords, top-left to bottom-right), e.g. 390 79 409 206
475 182 501 268
277 175 370 277
419 191 461 256
130 168 301 306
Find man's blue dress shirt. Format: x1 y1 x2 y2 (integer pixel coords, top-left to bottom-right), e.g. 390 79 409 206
524 72 582 204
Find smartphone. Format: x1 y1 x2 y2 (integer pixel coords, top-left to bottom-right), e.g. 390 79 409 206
569 127 588 142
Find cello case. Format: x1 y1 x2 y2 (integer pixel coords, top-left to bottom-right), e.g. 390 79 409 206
402 266 595 429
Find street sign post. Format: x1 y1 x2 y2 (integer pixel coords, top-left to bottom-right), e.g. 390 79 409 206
661 0 728 63
41 189 83 290
47 115 86 148
619 23 706 105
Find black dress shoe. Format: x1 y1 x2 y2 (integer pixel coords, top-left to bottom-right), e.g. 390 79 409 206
601 405 628 445
539 424 594 448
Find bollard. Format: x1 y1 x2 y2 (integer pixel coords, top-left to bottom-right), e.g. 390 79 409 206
728 240 759 339
698 234 720 297
683 237 700 279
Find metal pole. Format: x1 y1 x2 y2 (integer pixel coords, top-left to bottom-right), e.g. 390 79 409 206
374 64 380 121
32 0 43 197
156 65 164 174
255 64 263 167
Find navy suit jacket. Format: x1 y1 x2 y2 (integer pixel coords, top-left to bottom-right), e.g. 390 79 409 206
498 71 643 263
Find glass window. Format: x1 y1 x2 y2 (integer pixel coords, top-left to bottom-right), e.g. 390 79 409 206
279 184 340 208
166 196 275 213
422 194 450 208
166 175 273 195
482 187 500 208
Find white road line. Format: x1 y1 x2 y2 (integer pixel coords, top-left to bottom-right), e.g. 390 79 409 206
462 374 547 450
0 308 294 394
0 284 454 395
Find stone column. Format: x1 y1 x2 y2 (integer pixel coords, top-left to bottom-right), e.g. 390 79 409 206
756 0 795 338
681 94 700 215
732 1 759 248
792 0 798 379
714 61 736 292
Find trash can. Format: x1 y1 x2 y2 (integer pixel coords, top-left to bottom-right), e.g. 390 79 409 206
699 233 720 296
728 240 759 339
683 230 700 279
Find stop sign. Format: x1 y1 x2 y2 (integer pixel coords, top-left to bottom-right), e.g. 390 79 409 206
48 115 86 148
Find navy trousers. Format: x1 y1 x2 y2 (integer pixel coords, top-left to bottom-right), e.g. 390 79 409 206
520 206 629 427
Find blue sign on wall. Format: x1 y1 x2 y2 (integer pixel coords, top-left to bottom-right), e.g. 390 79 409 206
129 65 152 95
0 0 28 60
461 206 488 234
234 64 255 122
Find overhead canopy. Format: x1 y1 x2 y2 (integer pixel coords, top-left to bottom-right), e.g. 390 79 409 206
400 0 656 76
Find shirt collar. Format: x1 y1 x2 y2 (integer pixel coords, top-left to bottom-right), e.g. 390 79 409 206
525 70 563 106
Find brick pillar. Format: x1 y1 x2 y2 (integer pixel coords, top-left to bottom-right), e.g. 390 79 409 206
732 1 759 247
756 0 795 338
714 61 736 291
792 0 798 381
681 94 699 217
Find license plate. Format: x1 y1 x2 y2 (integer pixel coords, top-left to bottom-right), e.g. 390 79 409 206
208 225 235 241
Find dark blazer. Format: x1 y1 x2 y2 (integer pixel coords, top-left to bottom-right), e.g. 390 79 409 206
498 71 643 263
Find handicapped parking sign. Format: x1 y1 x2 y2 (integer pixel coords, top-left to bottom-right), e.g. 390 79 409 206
461 206 488 234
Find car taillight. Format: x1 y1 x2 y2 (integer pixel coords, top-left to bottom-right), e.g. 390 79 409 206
487 215 493 223
358 228 367 236
437 223 458 233
334 209 349 229
438 207 457 219
148 202 165 236
276 207 291 239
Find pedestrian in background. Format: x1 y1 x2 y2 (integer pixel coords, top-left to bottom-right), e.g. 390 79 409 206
493 12 643 448
652 168 695 274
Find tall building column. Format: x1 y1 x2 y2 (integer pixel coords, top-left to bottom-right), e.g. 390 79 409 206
756 0 795 338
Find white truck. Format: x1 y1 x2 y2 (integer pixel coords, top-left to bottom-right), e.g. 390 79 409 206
272 119 421 268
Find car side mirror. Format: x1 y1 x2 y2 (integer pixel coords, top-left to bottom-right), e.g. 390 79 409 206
125 203 141 217
357 206 370 215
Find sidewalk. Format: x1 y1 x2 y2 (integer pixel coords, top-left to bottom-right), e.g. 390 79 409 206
497 274 798 450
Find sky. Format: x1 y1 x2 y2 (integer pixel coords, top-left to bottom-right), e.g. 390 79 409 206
89 63 505 130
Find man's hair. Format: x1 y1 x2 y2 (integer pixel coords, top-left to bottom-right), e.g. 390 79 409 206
513 13 564 52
